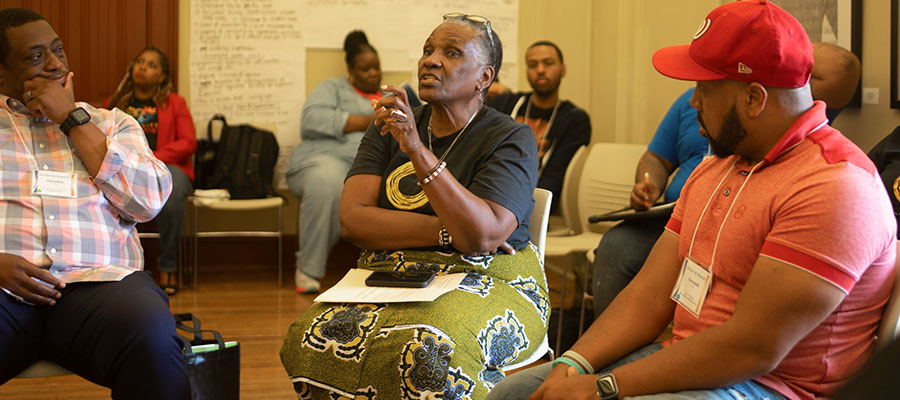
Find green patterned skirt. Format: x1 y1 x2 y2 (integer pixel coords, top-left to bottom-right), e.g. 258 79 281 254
280 244 549 399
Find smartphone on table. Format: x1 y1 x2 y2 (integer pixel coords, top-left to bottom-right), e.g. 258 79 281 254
364 271 435 288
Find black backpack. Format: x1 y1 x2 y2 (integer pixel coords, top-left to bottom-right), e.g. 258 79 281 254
194 114 279 199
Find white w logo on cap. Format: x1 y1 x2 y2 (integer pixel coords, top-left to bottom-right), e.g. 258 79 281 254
693 18 711 40
737 62 753 74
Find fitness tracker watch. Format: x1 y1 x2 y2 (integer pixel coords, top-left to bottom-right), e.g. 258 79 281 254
60 107 90 136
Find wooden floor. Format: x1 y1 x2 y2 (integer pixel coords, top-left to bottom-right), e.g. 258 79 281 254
0 242 580 399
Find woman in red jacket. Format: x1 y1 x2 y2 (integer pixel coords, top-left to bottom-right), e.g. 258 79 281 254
106 46 197 295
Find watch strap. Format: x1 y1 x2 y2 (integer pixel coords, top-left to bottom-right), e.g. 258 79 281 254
60 107 89 135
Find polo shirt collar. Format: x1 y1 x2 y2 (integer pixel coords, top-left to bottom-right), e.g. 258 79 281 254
762 101 829 164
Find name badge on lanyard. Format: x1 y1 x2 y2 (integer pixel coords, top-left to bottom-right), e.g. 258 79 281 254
31 170 77 198
670 257 712 318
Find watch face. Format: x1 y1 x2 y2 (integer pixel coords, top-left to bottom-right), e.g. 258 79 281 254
596 374 618 398
71 108 90 124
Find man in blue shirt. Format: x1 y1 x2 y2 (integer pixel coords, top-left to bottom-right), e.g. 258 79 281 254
591 88 708 316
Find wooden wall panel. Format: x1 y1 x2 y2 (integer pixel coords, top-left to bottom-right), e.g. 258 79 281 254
147 0 178 89
0 0 177 106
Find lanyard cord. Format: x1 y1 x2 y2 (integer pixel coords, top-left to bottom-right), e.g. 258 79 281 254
427 108 478 164
708 160 763 272
687 158 738 262
524 95 560 167
687 158 763 274
5 109 75 173
8 110 39 171
686 119 828 273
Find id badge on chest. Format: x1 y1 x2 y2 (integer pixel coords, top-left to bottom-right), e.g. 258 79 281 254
670 257 712 318
31 170 77 198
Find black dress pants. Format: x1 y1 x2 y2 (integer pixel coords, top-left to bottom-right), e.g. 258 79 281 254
0 271 190 399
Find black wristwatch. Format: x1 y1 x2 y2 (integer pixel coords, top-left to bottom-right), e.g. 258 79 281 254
596 372 619 400
60 107 90 136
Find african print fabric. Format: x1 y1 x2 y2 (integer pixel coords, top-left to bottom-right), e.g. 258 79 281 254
280 244 549 399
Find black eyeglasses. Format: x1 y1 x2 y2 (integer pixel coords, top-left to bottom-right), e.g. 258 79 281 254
443 13 495 52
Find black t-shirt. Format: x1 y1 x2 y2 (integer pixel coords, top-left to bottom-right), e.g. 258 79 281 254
487 92 592 214
868 124 900 229
348 105 538 250
125 97 159 151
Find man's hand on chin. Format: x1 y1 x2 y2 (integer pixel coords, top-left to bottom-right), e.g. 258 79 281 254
23 71 75 123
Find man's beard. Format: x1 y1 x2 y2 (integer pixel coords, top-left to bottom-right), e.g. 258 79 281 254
531 77 560 98
698 105 748 158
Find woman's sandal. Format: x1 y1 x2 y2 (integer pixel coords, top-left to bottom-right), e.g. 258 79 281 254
160 272 177 296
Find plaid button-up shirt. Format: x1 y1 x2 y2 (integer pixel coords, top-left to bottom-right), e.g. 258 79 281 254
0 96 172 279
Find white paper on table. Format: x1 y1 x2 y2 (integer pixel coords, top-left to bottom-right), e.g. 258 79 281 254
314 269 467 303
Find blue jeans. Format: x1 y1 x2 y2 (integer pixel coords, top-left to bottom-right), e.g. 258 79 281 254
285 151 354 279
155 164 192 273
486 343 786 400
592 216 668 315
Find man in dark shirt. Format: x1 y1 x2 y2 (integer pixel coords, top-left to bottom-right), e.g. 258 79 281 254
487 41 591 213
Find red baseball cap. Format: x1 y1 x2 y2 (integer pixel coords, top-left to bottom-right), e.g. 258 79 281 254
652 0 813 88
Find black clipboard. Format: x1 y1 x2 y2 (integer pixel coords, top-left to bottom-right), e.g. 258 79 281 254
588 202 676 223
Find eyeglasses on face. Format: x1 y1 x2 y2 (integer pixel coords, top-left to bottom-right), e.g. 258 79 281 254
442 13 495 52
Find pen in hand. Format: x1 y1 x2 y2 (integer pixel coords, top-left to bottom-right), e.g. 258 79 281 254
643 172 650 208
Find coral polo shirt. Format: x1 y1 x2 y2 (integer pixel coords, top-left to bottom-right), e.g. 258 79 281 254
664 102 896 399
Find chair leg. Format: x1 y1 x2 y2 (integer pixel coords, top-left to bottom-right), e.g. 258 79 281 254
277 202 283 288
176 240 183 290
192 202 199 289
579 261 592 336
555 254 568 355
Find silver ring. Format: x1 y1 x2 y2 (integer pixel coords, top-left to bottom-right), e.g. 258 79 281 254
24 90 32 101
390 109 408 122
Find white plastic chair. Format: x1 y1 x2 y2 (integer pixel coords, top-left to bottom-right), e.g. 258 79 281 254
544 143 647 353
529 188 553 262
547 145 588 236
876 240 900 351
191 196 285 287
502 188 554 371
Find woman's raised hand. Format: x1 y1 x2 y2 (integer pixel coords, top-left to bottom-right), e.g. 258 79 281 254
371 85 423 156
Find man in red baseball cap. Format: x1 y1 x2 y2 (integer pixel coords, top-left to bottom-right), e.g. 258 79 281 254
486 2 895 399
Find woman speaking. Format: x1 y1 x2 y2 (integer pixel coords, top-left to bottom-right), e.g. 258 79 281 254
281 14 548 399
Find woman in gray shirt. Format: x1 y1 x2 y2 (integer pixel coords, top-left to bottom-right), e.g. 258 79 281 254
285 30 385 293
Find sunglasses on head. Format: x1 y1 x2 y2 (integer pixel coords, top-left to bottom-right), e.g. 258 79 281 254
442 13 495 52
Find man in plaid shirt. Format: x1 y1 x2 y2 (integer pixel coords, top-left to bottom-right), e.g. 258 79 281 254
0 8 189 399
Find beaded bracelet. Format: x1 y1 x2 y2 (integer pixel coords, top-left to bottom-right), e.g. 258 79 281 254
417 161 447 186
551 356 585 375
439 226 453 247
